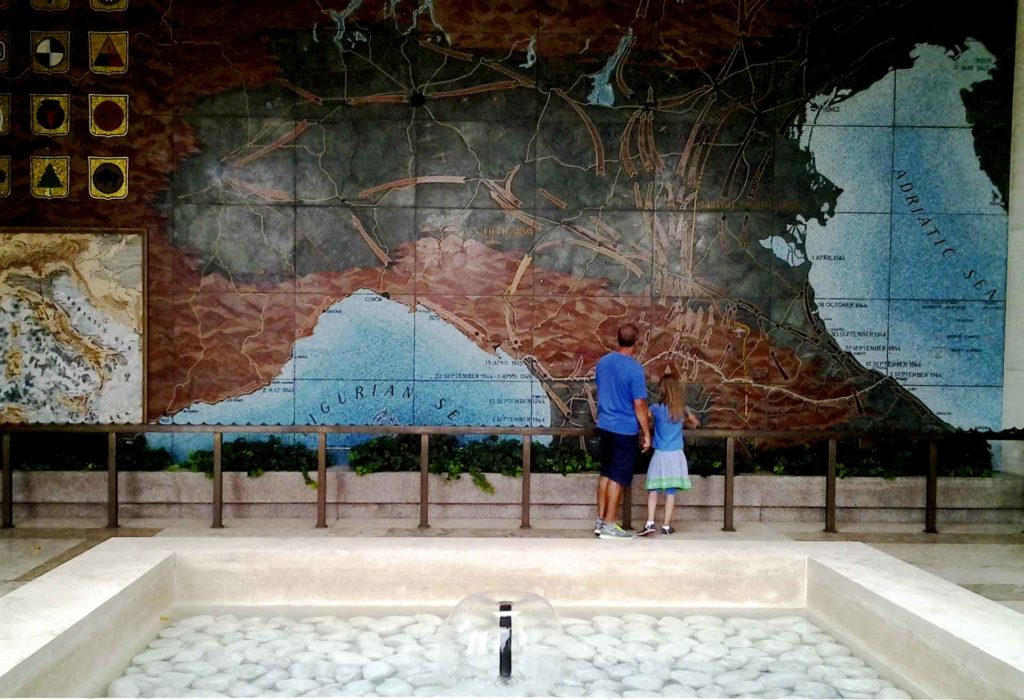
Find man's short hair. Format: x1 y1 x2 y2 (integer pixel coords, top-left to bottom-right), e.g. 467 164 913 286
617 323 639 348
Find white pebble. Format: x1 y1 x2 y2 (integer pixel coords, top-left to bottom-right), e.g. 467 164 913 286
760 671 808 689
795 680 840 698
723 679 766 695
154 671 196 687
827 655 867 669
175 661 218 676
715 669 760 684
342 679 376 694
669 669 711 688
376 678 414 697
205 622 241 635
132 647 179 664
328 651 369 666
657 641 693 658
696 684 726 698
622 674 664 691
158 626 191 639
756 639 793 655
834 677 883 695
107 678 140 697
816 642 851 657
692 642 729 659
148 638 184 649
289 660 334 679
695 629 726 644
192 673 235 692
404 671 444 688
333 665 360 684
403 623 437 639
233 664 266 681
274 677 320 694
362 660 395 682
661 683 697 697
142 660 173 676
254 669 288 689
226 682 263 697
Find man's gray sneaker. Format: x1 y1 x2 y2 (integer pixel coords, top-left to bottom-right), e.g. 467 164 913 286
599 522 636 539
593 519 604 536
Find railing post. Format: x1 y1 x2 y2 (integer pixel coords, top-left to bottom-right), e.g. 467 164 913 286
520 435 531 529
419 434 429 529
2 433 11 529
316 431 327 528
107 432 118 529
925 439 938 534
723 436 735 532
212 432 223 529
825 438 837 533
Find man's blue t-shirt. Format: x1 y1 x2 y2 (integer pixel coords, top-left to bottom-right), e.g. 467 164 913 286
651 403 684 451
595 352 647 435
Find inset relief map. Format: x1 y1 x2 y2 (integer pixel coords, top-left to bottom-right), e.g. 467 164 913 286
0 231 143 423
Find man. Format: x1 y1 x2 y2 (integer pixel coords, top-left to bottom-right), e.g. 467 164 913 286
593 323 651 539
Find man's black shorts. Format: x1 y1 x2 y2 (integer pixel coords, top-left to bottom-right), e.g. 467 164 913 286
598 428 639 486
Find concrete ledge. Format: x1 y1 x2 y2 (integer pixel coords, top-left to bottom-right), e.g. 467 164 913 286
809 547 1024 700
10 472 1024 524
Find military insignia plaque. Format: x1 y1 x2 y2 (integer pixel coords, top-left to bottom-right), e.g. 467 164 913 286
91 0 128 10
31 0 70 10
0 32 10 73
0 156 10 198
88 156 127 199
31 94 70 136
88 31 128 74
0 94 10 136
31 31 70 74
30 155 69 198
88 94 128 137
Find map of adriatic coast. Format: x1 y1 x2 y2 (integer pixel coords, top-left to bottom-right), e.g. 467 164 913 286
787 40 1006 429
0 233 144 424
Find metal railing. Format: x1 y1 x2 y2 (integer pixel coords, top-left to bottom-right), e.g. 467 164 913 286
1 424 1020 533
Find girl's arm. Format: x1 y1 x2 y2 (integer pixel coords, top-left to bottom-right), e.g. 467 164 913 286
684 407 701 430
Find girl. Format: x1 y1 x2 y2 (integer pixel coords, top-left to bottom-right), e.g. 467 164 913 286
639 372 700 536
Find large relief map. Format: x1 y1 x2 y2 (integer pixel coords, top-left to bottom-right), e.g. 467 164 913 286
0 0 1014 445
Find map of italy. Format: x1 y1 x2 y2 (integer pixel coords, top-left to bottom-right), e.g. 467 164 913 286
0 233 143 424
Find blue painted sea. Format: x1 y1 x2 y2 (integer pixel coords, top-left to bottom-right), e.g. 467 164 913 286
779 40 1006 429
151 291 550 462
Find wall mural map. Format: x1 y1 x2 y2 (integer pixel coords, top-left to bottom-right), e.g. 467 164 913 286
0 232 143 423
0 1 1014 453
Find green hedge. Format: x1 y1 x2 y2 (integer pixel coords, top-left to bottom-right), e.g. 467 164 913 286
6 431 992 486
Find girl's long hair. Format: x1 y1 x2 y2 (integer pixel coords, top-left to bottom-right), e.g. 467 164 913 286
659 374 686 422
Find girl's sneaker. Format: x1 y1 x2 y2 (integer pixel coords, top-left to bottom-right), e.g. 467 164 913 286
661 525 675 535
638 521 657 537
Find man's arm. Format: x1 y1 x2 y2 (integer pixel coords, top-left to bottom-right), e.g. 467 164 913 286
634 398 651 451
